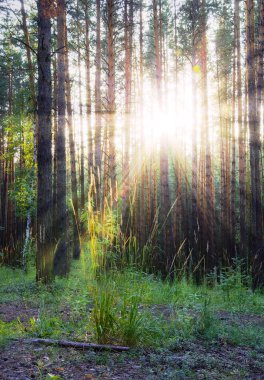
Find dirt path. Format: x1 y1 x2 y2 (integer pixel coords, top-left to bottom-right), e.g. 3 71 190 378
1 339 264 379
1 302 264 379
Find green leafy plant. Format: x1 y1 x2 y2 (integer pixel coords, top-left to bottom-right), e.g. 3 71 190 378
45 374 64 380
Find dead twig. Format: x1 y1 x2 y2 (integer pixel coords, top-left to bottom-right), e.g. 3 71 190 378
23 338 130 352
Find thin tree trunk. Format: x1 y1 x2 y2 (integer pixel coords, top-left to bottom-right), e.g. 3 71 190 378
246 0 263 253
94 0 102 211
201 0 215 273
53 0 68 276
77 1 85 211
252 0 264 288
20 0 37 269
107 0 117 208
235 0 246 262
36 0 54 283
121 0 132 237
84 0 93 208
65 17 80 259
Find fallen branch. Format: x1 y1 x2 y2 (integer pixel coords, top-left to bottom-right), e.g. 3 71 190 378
23 338 130 352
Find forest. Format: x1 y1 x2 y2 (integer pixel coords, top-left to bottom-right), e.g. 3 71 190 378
0 0 264 378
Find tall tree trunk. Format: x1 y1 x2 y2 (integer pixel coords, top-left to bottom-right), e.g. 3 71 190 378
77 1 85 211
20 0 37 269
52 57 58 246
231 10 237 258
201 0 215 273
84 0 93 208
107 0 117 208
36 0 53 283
191 0 199 281
246 0 263 252
121 0 132 237
65 17 81 259
252 0 264 288
94 0 102 211
139 0 146 251
53 0 68 276
235 0 246 262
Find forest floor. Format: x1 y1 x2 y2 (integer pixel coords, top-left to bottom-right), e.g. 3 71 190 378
1 250 264 379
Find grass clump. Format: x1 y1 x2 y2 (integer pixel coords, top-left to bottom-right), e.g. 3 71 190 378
89 282 156 346
90 285 117 344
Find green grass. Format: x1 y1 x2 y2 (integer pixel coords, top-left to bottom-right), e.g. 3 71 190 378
0 248 264 349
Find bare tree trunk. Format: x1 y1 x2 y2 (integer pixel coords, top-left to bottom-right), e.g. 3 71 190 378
94 0 102 211
36 0 54 283
139 0 146 251
246 0 263 253
121 0 132 237
235 0 246 262
201 0 215 273
20 0 37 269
231 8 237 258
84 0 93 208
65 18 80 259
107 0 117 208
53 0 68 276
77 1 85 211
52 57 58 244
252 0 264 288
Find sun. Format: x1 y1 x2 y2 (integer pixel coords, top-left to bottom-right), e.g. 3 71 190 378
141 75 195 152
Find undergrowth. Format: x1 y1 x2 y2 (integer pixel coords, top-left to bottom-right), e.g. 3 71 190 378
0 249 264 349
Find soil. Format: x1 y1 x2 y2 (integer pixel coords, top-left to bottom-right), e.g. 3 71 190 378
1 302 264 379
0 302 38 324
1 339 264 379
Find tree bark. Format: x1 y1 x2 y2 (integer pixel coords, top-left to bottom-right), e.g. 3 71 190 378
246 0 263 253
94 0 102 211
53 0 68 277
36 0 54 283
65 21 81 260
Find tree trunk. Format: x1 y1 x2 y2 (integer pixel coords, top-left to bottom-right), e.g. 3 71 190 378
246 0 263 253
84 0 93 209
121 0 132 238
65 14 80 259
20 0 38 269
94 0 102 211
53 0 68 277
107 0 117 209
201 0 215 273
252 0 264 288
235 0 247 262
36 0 54 283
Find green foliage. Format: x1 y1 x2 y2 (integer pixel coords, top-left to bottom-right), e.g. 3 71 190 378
90 286 117 344
119 295 143 346
2 114 36 218
30 314 63 339
45 374 63 380
0 319 25 346
90 284 150 346
9 170 36 218
194 297 218 339
0 256 264 350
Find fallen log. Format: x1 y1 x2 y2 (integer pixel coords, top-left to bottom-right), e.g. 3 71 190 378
23 338 130 352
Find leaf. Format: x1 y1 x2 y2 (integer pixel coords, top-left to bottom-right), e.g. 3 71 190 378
45 374 63 380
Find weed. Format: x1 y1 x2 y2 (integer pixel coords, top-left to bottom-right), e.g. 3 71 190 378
90 285 117 344
119 295 143 346
30 314 63 338
194 297 217 338
0 319 25 346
